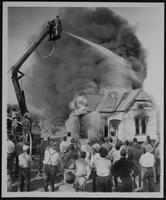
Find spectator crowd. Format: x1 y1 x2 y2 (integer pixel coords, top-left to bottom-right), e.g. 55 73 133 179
7 124 161 192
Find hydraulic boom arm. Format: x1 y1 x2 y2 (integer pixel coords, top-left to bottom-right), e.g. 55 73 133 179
11 17 62 116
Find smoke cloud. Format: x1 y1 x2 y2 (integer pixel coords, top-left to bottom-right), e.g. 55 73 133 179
24 7 147 121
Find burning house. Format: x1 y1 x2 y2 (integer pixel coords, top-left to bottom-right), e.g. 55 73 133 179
65 87 159 143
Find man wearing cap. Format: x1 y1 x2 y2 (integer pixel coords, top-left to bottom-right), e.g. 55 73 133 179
18 145 32 191
139 144 155 192
112 149 139 192
43 142 60 192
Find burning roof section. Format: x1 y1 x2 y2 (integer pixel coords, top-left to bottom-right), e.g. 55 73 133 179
85 88 143 113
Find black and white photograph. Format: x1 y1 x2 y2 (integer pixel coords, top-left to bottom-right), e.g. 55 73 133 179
2 2 164 198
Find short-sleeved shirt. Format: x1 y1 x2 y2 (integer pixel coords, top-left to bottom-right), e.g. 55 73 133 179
7 140 15 154
19 153 32 168
60 141 68 153
94 157 111 177
139 152 155 168
75 158 90 177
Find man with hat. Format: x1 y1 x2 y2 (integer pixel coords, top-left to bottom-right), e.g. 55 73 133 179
112 149 139 192
18 145 32 191
139 144 155 192
43 141 60 192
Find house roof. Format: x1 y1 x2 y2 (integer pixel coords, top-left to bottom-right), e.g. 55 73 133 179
85 88 145 113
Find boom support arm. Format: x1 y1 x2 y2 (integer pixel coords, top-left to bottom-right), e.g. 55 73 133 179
11 18 61 116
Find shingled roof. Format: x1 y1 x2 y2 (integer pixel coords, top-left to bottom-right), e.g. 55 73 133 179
86 88 143 113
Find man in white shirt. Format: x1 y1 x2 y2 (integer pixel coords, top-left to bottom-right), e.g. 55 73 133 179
74 151 91 191
81 140 93 164
139 144 155 192
43 141 60 192
93 147 112 192
91 143 101 192
59 136 68 174
7 135 15 181
18 145 32 191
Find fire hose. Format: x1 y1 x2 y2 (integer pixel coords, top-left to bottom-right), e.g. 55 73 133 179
35 41 56 59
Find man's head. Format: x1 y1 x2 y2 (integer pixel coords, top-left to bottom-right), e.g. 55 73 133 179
115 143 121 151
109 137 113 143
67 132 71 137
69 143 75 150
99 147 108 158
144 144 153 153
51 142 58 151
133 137 137 143
111 131 115 137
104 137 109 143
80 151 86 159
92 143 101 153
125 140 129 146
63 136 67 141
120 149 127 158
71 138 75 143
65 171 75 184
23 145 29 152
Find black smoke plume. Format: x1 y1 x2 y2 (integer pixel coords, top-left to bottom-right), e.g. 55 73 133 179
24 7 147 121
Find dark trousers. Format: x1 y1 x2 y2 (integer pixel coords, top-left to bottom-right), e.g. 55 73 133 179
18 167 30 191
7 153 14 180
43 164 58 192
141 166 154 192
38 154 44 175
96 175 112 192
91 169 96 192
118 177 133 192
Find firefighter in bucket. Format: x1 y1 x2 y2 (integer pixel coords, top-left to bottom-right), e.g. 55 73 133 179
49 16 62 41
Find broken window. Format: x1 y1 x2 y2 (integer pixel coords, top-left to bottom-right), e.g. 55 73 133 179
135 115 148 135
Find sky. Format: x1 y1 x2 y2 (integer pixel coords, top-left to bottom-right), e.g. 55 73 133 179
5 3 164 112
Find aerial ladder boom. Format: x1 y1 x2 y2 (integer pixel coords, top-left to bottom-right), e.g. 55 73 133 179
10 17 62 116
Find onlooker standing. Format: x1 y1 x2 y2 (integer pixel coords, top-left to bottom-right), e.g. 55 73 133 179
75 151 91 191
128 138 143 188
107 143 121 191
21 115 31 143
154 142 160 184
15 136 24 178
90 143 101 192
66 132 72 146
80 140 93 164
18 145 32 191
7 135 15 181
139 144 155 192
64 144 78 170
59 136 68 174
93 147 112 192
37 138 47 176
112 149 138 192
43 142 60 192
11 117 18 140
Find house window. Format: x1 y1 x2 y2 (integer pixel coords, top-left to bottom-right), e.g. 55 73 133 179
135 116 148 135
